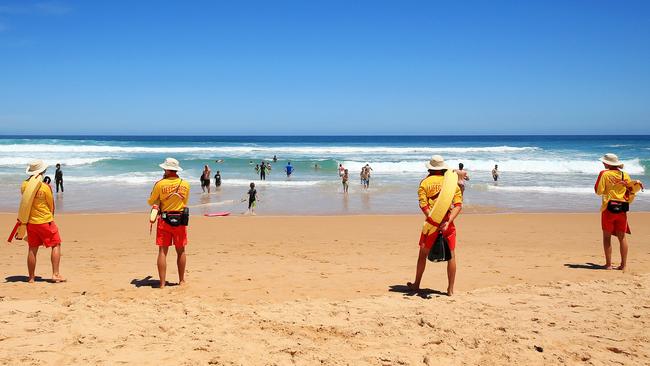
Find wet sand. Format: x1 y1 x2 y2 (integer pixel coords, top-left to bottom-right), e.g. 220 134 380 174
1 212 649 365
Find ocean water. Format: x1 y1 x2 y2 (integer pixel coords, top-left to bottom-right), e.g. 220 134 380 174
0 135 648 215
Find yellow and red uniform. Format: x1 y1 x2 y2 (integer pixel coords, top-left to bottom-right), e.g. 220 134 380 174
594 168 631 234
21 180 61 247
417 174 463 250
148 176 190 247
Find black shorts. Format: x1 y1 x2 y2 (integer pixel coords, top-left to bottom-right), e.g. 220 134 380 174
201 179 210 187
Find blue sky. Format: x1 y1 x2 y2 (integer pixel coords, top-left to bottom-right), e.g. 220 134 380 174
0 0 648 135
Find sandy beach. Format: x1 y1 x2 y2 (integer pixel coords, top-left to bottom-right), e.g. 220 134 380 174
0 212 649 365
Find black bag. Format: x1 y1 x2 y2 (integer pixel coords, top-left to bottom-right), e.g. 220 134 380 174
427 231 452 262
162 208 190 227
607 201 629 214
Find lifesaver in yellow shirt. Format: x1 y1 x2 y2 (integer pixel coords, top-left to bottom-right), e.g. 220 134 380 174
422 170 458 235
8 175 42 242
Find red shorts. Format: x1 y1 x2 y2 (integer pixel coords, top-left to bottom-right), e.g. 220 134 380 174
26 222 62 248
601 210 629 234
419 222 457 251
156 219 187 248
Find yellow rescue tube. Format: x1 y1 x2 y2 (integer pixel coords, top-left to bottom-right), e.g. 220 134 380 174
422 170 458 235
15 175 43 240
628 181 643 204
149 205 159 223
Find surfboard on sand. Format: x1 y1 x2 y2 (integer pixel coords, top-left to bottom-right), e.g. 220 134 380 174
204 212 230 217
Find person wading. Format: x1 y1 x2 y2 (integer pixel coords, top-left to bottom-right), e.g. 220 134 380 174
148 158 191 288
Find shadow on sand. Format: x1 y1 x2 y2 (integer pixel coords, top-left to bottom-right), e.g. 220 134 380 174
564 263 608 270
388 284 447 299
130 276 179 288
5 275 49 283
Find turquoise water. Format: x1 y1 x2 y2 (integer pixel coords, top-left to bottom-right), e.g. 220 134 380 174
0 135 648 214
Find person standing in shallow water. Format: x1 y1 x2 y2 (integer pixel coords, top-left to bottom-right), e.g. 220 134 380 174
492 164 499 182
55 163 64 193
214 170 221 188
454 163 470 193
342 169 349 194
201 165 211 193
260 162 266 180
594 153 644 271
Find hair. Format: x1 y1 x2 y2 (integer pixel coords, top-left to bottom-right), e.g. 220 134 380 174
458 163 464 170
250 182 255 188
56 163 61 168
43 176 51 184
428 169 447 174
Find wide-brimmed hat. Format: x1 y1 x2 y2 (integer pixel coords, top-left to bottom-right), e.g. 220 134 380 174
425 155 448 170
599 153 624 168
159 157 183 171
26 160 48 176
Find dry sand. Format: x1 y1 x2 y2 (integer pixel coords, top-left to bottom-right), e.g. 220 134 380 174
1 212 649 365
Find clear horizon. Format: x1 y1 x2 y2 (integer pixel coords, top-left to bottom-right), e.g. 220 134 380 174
1 1 649 135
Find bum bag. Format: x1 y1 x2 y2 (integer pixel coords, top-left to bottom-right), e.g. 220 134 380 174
161 208 190 227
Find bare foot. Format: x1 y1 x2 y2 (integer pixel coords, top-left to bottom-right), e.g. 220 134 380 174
28 277 35 284
447 287 454 296
159 282 166 289
51 275 67 283
406 282 419 291
604 265 613 270
616 265 626 271
179 280 186 286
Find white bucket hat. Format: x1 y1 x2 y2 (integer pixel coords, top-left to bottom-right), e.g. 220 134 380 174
425 155 449 170
599 153 624 168
159 157 183 171
26 160 49 176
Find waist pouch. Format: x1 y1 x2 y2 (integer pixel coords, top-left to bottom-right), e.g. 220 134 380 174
607 200 629 214
162 208 190 227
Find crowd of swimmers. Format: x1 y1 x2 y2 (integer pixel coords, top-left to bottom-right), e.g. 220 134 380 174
10 153 644 293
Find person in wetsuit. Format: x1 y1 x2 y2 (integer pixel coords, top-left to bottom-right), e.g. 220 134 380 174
246 182 257 215
214 171 221 188
260 162 266 180
55 163 64 193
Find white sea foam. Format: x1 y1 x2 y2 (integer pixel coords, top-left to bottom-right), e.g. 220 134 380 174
219 179 324 187
486 185 647 197
0 157 108 167
486 185 594 194
62 174 325 187
0 144 538 155
341 158 646 175
63 173 161 185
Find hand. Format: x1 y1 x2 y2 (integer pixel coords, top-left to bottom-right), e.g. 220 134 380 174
439 221 450 233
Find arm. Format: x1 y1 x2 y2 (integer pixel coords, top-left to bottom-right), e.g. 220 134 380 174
440 204 462 232
594 171 606 195
147 183 160 206
440 186 464 231
182 183 190 206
